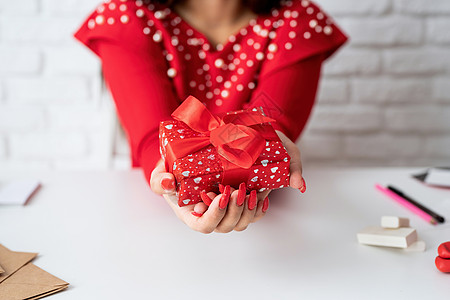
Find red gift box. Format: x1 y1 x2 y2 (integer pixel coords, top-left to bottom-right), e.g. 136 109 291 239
159 96 290 207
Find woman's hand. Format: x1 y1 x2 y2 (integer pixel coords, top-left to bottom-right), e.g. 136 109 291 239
275 130 306 192
150 159 270 233
149 130 304 234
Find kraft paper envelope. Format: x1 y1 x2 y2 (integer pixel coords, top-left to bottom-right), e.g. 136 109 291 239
0 244 68 299
0 263 69 300
0 244 37 283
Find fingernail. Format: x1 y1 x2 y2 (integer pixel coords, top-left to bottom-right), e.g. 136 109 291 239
299 178 306 193
219 185 230 209
161 178 175 191
248 190 257 210
262 196 269 213
200 190 212 206
219 183 224 194
237 182 246 206
191 211 203 217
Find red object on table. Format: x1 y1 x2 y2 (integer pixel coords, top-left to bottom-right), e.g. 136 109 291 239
160 96 290 206
73 0 348 184
438 241 450 258
435 241 450 273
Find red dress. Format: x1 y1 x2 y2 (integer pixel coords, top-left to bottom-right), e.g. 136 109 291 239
74 0 347 183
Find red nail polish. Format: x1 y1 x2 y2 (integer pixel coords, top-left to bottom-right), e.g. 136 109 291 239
299 178 306 193
161 178 175 191
219 185 230 209
237 182 246 206
200 191 212 206
219 184 224 194
191 211 203 217
262 196 269 212
248 190 257 210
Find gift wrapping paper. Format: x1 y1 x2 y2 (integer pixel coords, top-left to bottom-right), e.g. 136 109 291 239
159 96 290 207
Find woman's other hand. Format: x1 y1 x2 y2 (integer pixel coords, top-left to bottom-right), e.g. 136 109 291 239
150 159 270 233
275 130 306 193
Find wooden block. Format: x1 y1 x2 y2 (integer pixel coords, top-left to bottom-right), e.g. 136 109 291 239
357 226 417 248
381 216 410 229
403 240 426 252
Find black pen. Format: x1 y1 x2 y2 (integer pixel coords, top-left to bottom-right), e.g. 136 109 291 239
387 185 445 224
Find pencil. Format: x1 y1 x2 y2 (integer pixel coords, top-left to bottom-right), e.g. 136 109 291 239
375 184 438 225
387 185 445 223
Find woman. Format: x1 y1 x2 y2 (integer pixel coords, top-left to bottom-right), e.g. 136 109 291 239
74 0 347 233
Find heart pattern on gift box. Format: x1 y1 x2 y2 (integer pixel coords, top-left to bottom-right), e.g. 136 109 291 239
160 118 290 207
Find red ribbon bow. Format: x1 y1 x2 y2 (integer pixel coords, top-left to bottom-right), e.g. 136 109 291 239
167 96 276 170
164 96 279 186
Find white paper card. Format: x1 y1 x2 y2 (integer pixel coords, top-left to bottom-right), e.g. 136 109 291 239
425 168 450 187
0 180 41 205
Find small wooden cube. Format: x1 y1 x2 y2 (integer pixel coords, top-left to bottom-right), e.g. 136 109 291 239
381 216 410 229
357 226 417 248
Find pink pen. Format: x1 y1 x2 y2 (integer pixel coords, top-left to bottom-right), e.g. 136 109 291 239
375 184 437 225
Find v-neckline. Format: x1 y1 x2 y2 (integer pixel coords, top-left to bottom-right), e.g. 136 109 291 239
168 7 260 54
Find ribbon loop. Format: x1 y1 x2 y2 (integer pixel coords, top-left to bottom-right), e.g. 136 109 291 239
171 96 221 133
211 124 265 168
167 96 275 169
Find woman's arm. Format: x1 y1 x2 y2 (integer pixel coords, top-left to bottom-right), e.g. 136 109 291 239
244 54 324 190
246 54 324 143
96 41 180 182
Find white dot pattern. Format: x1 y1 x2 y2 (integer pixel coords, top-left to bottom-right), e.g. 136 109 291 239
83 0 340 108
159 117 291 206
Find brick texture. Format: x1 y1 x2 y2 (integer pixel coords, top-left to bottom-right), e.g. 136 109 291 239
0 0 449 171
352 78 432 103
6 77 90 104
0 47 41 75
427 18 450 45
316 0 391 16
395 0 450 15
340 17 423 46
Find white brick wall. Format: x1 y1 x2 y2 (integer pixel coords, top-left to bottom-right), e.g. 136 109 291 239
303 0 450 167
0 0 449 172
0 0 116 171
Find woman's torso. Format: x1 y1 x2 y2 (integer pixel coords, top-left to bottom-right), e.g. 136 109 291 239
84 0 340 113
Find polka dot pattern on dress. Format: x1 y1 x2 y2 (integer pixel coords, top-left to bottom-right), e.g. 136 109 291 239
81 0 344 108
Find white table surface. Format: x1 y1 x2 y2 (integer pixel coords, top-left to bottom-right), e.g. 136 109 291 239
1 168 449 299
